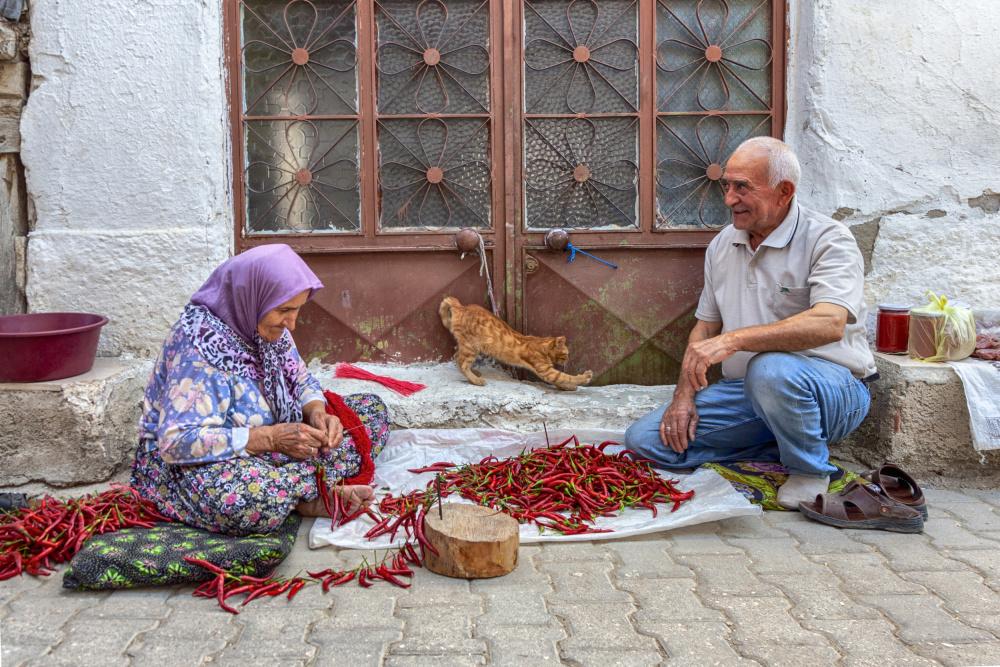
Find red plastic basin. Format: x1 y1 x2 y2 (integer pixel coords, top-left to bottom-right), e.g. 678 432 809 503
0 313 108 383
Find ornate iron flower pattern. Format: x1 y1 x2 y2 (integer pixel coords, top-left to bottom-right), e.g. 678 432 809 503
241 0 359 116
656 0 772 112
244 119 361 233
525 117 638 229
655 114 769 228
524 0 638 114
375 0 490 114
378 118 491 231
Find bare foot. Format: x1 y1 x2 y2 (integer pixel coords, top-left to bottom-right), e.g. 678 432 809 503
296 484 375 517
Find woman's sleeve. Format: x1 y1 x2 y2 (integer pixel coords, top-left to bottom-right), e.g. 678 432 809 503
156 360 249 466
294 346 327 409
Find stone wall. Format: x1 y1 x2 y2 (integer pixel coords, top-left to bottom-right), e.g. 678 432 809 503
785 0 1000 320
0 16 28 316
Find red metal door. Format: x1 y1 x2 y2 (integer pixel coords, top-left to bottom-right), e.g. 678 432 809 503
227 0 784 379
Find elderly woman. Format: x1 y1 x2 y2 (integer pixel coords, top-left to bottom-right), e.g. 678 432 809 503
130 244 388 536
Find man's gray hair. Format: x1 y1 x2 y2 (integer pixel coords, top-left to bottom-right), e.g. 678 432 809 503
735 136 801 188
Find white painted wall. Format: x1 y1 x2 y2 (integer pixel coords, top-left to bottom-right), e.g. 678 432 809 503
18 0 1000 357
786 0 1000 314
21 0 232 357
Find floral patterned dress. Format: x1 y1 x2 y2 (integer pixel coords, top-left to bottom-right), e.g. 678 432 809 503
130 321 390 536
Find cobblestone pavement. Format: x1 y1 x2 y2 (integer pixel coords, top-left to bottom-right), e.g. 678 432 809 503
4 487 1000 666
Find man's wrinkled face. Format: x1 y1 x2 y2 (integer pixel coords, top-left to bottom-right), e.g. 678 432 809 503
720 148 788 235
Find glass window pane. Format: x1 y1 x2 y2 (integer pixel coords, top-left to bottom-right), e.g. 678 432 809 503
241 0 358 116
378 118 492 231
524 117 638 230
245 119 361 234
375 0 491 115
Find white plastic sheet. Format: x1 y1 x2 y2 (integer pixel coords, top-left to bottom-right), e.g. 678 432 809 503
310 427 760 549
947 358 1000 451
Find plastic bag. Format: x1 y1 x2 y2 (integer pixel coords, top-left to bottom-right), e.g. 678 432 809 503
908 291 976 362
973 310 1000 361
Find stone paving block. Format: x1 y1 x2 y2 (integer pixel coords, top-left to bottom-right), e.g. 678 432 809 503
0 573 43 608
912 640 1000 667
391 605 487 656
536 541 615 563
923 488 984 503
213 660 306 667
946 549 1000 591
672 554 782 597
856 594 995 644
809 619 938 667
963 614 1000 637
324 583 406 629
128 640 228 667
540 561 632 604
474 583 558 627
734 642 841 667
903 570 1000 615
778 520 873 554
385 655 486 667
138 611 237 642
1 644 52 666
558 649 664 666
397 567 483 608
760 509 810 526
75 589 171 620
963 488 1000 508
215 609 325 662
705 596 832 647
935 501 1000 534
309 626 401 666
716 514 789 538
647 621 757 667
474 623 565 666
665 525 744 556
758 573 880 621
43 617 158 665
607 539 693 579
810 553 927 595
923 510 999 550
549 602 659 652
846 531 966 572
4 596 97 644
618 578 725 623
723 537 827 575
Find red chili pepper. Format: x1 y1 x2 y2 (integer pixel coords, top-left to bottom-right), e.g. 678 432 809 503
331 571 356 586
287 580 307 600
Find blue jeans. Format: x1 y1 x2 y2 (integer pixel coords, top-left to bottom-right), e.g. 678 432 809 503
624 352 871 478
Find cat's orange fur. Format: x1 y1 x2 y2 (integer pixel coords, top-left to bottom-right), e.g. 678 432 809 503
439 296 593 391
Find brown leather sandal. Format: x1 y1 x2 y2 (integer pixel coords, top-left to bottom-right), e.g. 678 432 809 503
861 462 927 520
799 481 924 533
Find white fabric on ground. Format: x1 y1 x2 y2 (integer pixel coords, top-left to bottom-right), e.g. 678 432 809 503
310 427 760 549
946 358 1000 451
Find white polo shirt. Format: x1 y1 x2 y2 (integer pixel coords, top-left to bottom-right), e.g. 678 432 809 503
695 199 877 381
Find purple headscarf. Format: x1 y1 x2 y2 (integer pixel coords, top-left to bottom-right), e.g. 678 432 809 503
180 244 323 424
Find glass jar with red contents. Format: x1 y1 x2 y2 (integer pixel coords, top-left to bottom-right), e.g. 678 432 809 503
876 304 911 354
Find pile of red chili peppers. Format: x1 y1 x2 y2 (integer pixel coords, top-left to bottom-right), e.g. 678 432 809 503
403 436 695 536
0 485 171 581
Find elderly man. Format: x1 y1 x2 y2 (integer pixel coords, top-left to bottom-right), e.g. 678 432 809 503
625 137 876 509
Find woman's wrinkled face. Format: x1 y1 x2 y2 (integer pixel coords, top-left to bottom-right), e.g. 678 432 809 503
257 289 310 343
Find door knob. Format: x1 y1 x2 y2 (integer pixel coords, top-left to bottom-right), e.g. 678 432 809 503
455 228 481 253
544 228 570 251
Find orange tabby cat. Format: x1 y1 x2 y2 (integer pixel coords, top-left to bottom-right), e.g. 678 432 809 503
439 297 593 391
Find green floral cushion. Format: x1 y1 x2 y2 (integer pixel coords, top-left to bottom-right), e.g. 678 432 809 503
63 513 300 590
700 461 862 511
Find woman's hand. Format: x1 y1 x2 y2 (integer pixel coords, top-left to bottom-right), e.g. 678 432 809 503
246 423 329 459
303 401 343 451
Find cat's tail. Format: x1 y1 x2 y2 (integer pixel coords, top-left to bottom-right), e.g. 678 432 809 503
439 296 461 331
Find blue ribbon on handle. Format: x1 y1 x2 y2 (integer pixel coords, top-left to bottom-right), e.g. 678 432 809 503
567 244 617 269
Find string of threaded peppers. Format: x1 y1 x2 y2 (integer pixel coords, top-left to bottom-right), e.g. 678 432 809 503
0 485 172 581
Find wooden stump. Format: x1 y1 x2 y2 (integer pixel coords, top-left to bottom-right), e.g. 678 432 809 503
423 504 519 579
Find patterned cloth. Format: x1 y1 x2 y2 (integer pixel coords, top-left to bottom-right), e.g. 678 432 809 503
700 461 862 511
131 392 389 536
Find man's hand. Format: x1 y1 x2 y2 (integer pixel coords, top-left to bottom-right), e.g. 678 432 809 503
660 394 699 453
680 333 737 392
